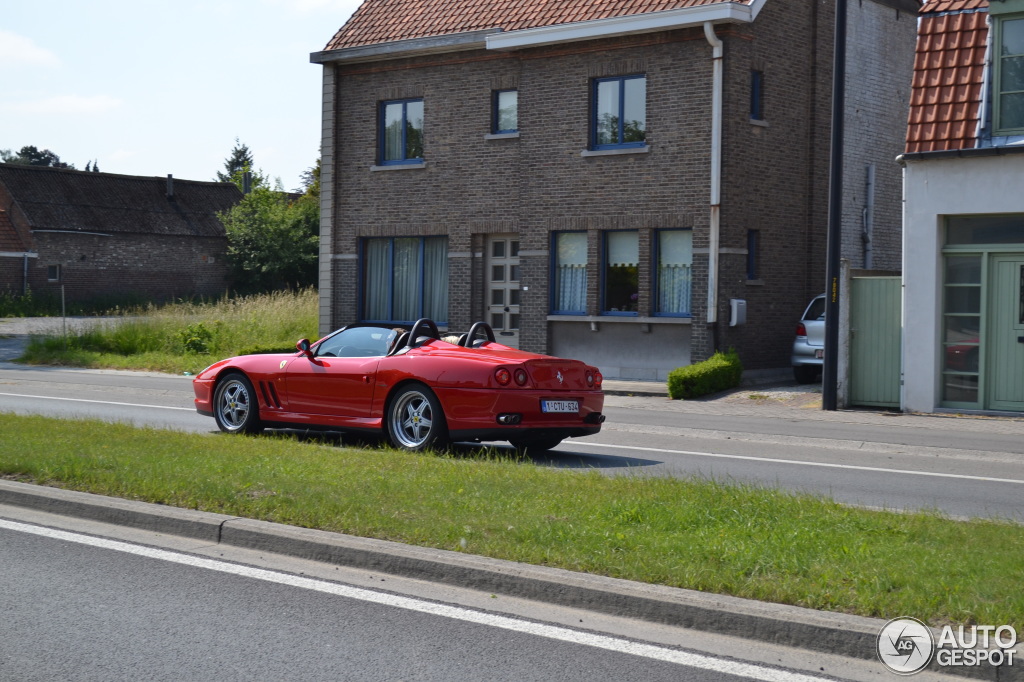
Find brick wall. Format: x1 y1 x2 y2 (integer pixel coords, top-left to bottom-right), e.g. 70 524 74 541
27 233 228 303
325 0 914 372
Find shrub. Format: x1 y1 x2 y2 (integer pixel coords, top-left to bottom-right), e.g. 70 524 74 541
666 348 743 400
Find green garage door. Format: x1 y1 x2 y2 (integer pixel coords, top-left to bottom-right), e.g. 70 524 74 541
850 277 901 408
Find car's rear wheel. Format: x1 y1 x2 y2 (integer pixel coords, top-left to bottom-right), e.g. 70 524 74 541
213 373 263 434
387 384 448 451
509 436 563 454
793 365 819 384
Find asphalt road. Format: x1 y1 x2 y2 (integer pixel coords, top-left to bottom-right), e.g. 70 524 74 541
2 361 1023 521
3 509 886 682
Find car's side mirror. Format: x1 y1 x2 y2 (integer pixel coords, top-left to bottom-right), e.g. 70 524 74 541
296 339 313 358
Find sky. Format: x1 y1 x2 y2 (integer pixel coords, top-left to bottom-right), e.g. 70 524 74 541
1 0 363 192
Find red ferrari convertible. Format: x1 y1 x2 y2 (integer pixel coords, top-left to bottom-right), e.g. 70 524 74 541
193 319 605 451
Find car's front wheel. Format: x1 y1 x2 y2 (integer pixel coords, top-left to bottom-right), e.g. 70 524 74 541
213 373 263 434
387 384 448 451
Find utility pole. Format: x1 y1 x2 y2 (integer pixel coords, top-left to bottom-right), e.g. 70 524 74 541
823 0 847 411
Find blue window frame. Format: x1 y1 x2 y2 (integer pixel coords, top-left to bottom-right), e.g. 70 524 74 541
750 70 765 121
655 229 692 317
551 232 588 314
492 90 518 134
362 236 448 324
592 75 646 150
603 230 639 315
379 99 424 165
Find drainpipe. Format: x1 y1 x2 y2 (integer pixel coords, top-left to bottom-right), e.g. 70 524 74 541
23 253 29 295
862 164 875 269
703 22 723 329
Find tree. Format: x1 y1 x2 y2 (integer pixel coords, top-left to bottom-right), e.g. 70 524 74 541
218 171 319 294
217 138 254 183
1 145 75 169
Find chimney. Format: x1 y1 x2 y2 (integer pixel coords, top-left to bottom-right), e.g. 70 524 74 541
166 174 174 199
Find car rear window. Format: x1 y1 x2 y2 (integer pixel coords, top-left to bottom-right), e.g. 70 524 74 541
803 297 826 321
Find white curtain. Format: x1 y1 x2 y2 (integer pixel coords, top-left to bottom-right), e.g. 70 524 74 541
658 264 692 315
423 237 448 322
392 238 419 321
364 239 390 320
556 264 587 312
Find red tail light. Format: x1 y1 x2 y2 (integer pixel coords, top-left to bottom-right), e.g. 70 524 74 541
513 368 528 386
796 323 807 337
495 368 512 385
594 371 603 388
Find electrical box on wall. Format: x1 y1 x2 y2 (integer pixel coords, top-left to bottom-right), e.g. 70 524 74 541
730 299 747 327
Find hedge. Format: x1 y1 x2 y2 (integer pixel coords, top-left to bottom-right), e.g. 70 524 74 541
666 349 743 400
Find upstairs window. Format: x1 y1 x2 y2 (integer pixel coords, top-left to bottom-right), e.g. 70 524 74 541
492 90 518 134
380 99 424 165
592 75 646 149
996 16 1024 134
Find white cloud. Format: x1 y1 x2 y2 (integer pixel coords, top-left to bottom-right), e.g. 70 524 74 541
0 94 122 115
0 30 60 68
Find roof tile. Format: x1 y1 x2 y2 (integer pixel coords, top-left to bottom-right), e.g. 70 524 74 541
905 1 988 152
323 0 740 50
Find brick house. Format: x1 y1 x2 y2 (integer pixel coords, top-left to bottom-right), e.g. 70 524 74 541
0 164 240 304
311 0 917 380
901 0 1024 413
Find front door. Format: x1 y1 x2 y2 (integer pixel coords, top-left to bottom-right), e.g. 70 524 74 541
987 255 1024 411
485 234 520 348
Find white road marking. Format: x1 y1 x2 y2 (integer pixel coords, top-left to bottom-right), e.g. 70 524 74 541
575 442 1024 485
0 392 193 411
0 518 832 682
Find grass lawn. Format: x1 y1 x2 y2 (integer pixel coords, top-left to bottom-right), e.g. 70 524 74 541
2 412 1021 631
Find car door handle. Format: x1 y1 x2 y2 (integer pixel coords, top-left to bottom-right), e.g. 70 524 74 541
363 375 372 383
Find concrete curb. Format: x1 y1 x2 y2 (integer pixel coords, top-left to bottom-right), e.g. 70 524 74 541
0 479 1014 680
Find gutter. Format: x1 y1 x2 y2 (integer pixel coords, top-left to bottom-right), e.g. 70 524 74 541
704 22 724 326
896 144 1024 165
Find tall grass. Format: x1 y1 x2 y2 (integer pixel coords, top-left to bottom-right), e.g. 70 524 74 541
18 289 318 374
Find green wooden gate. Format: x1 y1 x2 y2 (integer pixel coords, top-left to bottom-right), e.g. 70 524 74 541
850 277 902 408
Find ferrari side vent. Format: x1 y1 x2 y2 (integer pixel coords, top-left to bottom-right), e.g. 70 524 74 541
260 381 283 409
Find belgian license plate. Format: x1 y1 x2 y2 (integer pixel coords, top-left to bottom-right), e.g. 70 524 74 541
541 400 579 413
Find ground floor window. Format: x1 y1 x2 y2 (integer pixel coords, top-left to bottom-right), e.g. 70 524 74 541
603 231 638 314
552 232 587 314
655 229 692 316
362 236 448 323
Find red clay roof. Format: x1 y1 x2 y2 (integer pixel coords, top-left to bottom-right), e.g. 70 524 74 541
905 0 989 153
325 0 742 51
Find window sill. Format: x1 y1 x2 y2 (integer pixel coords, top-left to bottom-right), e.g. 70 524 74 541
745 279 764 286
749 118 769 128
580 145 650 158
370 162 427 172
485 132 520 140
547 315 690 325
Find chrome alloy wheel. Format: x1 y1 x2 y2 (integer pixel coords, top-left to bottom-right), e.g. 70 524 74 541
391 389 433 448
387 385 446 450
216 377 253 432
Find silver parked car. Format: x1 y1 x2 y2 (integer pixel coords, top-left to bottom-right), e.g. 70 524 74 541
791 294 825 384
